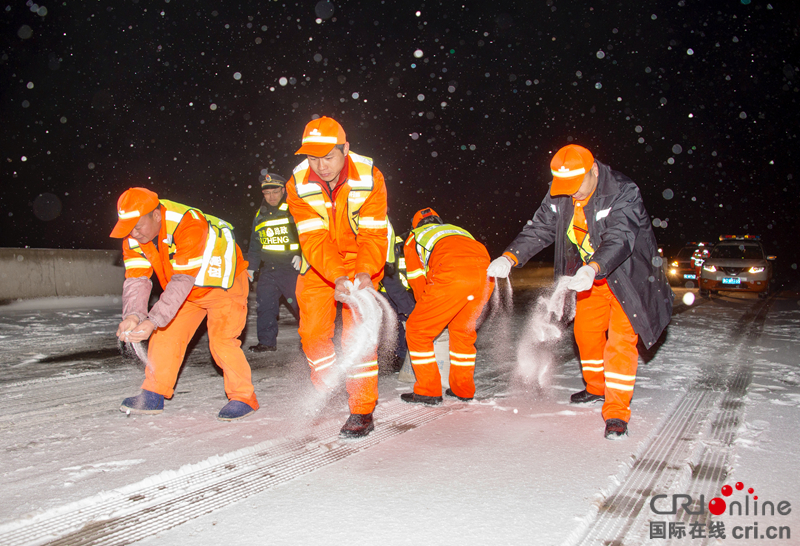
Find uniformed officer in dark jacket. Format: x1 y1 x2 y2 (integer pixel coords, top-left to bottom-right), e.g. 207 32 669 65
378 218 416 373
246 173 301 352
487 144 673 440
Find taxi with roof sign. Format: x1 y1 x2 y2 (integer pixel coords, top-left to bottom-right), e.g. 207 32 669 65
699 235 775 298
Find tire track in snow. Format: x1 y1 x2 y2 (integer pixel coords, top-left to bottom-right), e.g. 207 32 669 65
566 297 766 545
0 400 460 546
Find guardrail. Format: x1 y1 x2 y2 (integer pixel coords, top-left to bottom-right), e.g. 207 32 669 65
0 248 124 301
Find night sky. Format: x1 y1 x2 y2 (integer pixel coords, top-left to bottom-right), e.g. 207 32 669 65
2 1 798 272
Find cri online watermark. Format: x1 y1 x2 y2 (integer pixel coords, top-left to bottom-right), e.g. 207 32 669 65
649 482 792 540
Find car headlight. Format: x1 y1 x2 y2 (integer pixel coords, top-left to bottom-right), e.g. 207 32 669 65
749 266 765 274
670 261 679 267
703 264 717 273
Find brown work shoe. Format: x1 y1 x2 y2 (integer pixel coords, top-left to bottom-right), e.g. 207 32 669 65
339 413 374 439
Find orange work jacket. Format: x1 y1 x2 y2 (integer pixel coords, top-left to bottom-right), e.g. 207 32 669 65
286 152 388 282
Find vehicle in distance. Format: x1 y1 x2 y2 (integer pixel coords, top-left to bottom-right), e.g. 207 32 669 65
668 242 713 287
699 235 775 298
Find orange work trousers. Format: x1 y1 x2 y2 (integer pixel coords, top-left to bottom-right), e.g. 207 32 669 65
406 258 494 398
574 279 638 422
296 260 380 416
143 271 259 410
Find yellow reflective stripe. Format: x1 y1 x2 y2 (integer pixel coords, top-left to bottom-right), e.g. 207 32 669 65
124 258 151 269
297 218 326 234
582 366 605 372
173 257 204 271
348 360 378 379
279 203 289 211
409 350 435 357
450 361 475 367
289 244 299 250
349 369 379 379
348 177 373 189
255 218 290 231
411 357 437 365
606 381 635 391
581 359 603 364
118 210 141 220
359 217 387 229
303 134 338 145
314 360 336 372
262 244 288 251
221 223 235 288
309 353 335 366
449 351 475 359
164 210 184 223
407 268 425 280
605 371 637 381
552 166 586 178
295 181 322 197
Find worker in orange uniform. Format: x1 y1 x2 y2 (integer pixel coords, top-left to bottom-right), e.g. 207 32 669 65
487 144 673 439
111 187 259 421
285 117 388 439
401 208 494 405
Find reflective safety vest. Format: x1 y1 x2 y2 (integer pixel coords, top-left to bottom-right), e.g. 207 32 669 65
381 220 410 292
567 204 595 263
253 202 300 253
292 152 378 274
411 223 475 273
127 200 239 289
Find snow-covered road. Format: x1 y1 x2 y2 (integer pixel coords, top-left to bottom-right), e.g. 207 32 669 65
1 279 799 545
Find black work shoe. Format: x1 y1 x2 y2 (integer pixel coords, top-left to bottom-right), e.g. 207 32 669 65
400 392 443 406
570 389 605 404
604 418 628 440
445 388 473 401
339 413 374 439
248 344 277 353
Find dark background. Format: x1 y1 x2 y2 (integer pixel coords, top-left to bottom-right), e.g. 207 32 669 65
2 0 798 273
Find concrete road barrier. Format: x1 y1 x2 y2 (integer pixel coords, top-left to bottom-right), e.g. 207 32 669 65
0 248 124 300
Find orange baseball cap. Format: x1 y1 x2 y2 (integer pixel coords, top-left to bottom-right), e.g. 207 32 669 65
295 116 346 157
549 144 594 196
109 187 160 238
412 207 440 229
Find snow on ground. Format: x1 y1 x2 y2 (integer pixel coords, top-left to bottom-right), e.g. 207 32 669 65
1 276 799 545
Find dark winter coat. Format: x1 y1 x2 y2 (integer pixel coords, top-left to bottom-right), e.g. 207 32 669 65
246 198 301 272
504 160 673 348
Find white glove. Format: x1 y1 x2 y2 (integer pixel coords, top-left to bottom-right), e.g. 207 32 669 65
567 265 597 292
292 255 302 270
487 256 513 278
246 270 254 282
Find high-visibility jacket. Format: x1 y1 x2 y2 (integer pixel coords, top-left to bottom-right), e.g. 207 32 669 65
404 223 485 296
122 200 245 296
286 152 388 281
246 199 300 271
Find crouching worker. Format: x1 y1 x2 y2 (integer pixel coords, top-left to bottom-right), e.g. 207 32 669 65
110 187 259 421
401 208 494 405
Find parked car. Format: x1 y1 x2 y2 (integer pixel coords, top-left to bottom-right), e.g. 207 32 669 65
699 235 775 298
668 242 713 287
